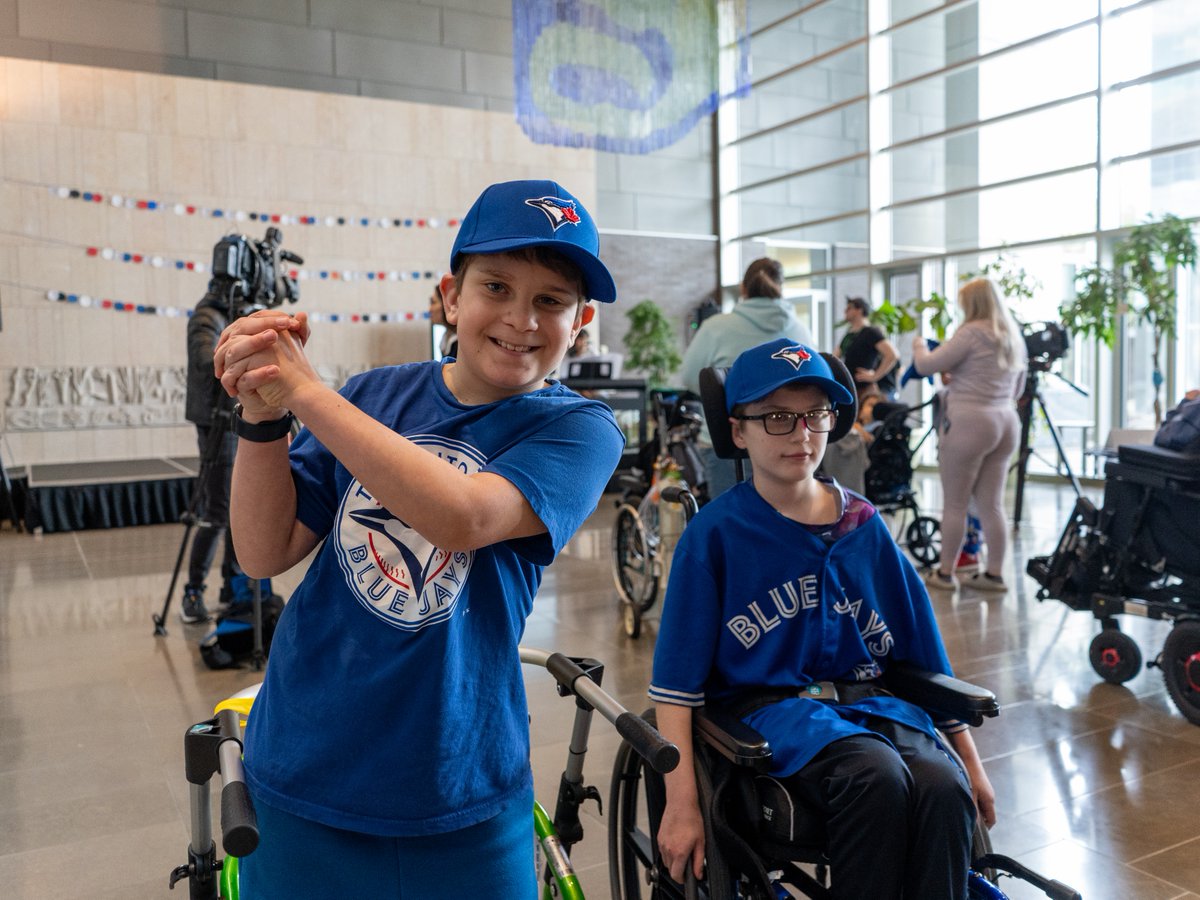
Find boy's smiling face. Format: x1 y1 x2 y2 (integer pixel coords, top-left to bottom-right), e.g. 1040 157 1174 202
731 383 831 489
441 254 585 404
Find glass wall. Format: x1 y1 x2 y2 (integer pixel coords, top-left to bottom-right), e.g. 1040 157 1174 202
717 0 1200 456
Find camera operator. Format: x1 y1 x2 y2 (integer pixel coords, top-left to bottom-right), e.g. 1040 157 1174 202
180 281 247 623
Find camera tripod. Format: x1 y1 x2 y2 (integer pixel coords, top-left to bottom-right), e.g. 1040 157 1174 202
1012 362 1086 524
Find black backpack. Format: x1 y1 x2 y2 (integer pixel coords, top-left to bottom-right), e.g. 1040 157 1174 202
198 596 285 670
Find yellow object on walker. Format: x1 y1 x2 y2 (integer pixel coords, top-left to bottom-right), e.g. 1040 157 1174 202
214 683 262 728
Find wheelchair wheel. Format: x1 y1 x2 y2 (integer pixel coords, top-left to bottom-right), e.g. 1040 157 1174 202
1089 628 1142 684
1161 620 1200 726
609 712 737 900
612 502 659 637
905 515 941 567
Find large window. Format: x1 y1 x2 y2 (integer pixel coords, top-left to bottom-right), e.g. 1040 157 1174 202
717 0 1200 439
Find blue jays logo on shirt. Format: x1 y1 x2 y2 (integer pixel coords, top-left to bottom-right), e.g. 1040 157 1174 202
525 196 582 230
333 436 484 631
771 345 813 369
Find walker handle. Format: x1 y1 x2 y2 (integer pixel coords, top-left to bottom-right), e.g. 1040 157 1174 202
615 710 680 774
522 648 680 775
215 709 259 858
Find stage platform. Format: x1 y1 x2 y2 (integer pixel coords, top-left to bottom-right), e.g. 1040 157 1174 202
4 457 199 534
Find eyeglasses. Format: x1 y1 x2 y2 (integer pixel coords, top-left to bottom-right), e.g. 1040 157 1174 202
734 408 836 435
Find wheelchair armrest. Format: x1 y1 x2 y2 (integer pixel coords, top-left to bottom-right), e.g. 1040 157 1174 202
883 662 1000 728
694 706 773 772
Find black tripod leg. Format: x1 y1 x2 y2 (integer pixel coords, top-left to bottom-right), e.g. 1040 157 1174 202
1036 394 1083 499
154 521 195 636
1013 391 1036 524
250 578 266 671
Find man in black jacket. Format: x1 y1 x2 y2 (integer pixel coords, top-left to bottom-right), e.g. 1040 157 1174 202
181 283 244 623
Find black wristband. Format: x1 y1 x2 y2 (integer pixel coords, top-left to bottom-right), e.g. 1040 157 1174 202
231 403 294 442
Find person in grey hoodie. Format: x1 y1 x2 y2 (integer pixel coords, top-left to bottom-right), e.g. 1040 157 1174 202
679 258 814 498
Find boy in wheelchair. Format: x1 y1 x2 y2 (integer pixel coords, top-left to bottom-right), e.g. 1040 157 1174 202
650 339 995 899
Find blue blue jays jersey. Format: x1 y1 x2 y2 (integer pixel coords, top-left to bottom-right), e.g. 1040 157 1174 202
243 360 624 836
649 480 955 777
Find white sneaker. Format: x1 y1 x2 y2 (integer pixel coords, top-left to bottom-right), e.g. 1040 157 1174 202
968 572 1008 593
922 569 958 592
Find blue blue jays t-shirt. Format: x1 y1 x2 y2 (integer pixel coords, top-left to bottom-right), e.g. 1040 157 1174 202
649 480 955 777
242 361 624 836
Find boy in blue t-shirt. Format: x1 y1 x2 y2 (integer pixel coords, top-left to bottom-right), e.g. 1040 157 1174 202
649 338 996 900
213 180 624 898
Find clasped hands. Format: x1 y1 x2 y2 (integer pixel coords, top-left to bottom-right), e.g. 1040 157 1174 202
214 310 316 421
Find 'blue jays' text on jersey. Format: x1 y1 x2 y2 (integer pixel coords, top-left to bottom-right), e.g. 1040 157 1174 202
242 361 624 836
649 480 955 777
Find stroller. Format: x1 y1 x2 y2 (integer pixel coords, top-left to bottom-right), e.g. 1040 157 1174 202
1028 441 1200 724
864 398 942 567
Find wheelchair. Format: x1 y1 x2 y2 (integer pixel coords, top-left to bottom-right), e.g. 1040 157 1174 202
612 388 707 638
1028 441 1200 724
608 357 1081 900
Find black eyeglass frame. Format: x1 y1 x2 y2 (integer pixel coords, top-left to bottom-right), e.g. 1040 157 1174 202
733 408 837 436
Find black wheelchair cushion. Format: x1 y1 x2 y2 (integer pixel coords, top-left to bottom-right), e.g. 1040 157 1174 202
1114 443 1200 487
754 774 826 847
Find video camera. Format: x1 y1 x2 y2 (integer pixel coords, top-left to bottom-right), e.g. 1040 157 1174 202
211 227 303 315
1023 320 1070 372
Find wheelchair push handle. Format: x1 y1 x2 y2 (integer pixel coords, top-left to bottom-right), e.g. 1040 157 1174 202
520 647 680 775
659 485 700 522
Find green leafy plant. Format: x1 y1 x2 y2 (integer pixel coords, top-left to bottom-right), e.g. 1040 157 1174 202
623 299 682 389
870 298 917 337
868 293 950 340
966 250 1040 307
1059 214 1197 423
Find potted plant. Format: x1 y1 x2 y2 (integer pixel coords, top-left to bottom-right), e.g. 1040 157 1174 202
1059 214 1197 424
623 300 682 389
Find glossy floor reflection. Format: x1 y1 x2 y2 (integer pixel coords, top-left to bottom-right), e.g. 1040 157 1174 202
1 475 1198 899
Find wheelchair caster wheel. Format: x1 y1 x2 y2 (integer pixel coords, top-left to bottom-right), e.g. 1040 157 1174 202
622 600 642 639
1162 621 1200 726
906 515 941 567
1089 630 1142 684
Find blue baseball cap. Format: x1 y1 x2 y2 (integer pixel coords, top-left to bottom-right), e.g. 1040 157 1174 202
450 180 617 303
725 339 854 412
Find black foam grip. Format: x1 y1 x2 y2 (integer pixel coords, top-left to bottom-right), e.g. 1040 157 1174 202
220 780 260 858
616 711 680 774
660 485 686 503
1046 882 1083 900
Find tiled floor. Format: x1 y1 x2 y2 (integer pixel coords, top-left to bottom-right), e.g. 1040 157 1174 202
1 475 1198 899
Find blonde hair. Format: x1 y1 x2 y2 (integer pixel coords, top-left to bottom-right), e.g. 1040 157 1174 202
958 277 1025 372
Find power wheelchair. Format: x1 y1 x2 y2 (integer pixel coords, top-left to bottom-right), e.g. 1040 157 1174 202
1027 440 1200 725
608 355 1081 900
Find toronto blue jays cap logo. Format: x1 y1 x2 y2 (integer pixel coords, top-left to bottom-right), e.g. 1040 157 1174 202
525 196 582 230
725 337 854 411
771 344 813 369
334 436 482 631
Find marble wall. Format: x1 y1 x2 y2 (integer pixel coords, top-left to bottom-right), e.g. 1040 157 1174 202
0 57 595 467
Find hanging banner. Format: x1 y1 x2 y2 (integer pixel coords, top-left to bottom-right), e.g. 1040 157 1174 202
514 0 750 154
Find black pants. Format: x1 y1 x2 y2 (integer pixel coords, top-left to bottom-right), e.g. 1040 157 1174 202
783 718 975 900
187 425 243 589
